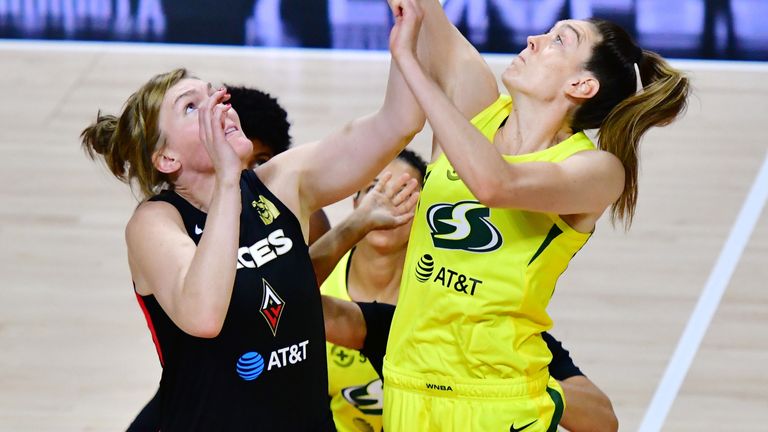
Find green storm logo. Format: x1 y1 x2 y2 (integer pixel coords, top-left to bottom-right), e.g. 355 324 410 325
426 201 502 252
416 254 434 282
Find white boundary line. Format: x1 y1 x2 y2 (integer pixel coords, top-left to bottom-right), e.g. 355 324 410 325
1 39 767 71
638 151 768 432
0 39 393 61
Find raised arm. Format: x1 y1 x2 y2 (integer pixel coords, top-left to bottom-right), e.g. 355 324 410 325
389 0 498 120
260 51 424 229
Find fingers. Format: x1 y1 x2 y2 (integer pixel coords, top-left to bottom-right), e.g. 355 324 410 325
209 89 231 131
395 181 419 214
391 190 419 227
387 0 403 18
373 171 393 195
389 0 425 61
388 174 419 205
212 102 232 143
391 211 415 228
400 0 424 23
198 88 231 147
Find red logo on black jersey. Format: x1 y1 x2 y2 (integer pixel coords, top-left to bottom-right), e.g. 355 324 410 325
259 279 285 336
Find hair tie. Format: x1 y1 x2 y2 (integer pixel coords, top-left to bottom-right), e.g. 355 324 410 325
634 63 645 94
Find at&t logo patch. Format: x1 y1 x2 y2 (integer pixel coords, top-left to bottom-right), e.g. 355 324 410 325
414 254 483 296
415 254 434 282
236 352 265 381
236 340 309 381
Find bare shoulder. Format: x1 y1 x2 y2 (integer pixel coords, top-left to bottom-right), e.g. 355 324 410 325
252 149 307 219
125 200 190 295
565 149 626 198
125 200 184 244
584 149 625 178
253 146 306 195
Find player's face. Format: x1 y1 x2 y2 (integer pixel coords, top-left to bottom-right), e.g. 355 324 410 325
355 158 422 253
249 139 275 168
502 20 598 103
158 78 253 173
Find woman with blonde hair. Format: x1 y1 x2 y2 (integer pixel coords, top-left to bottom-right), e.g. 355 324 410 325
81 63 422 430
382 0 690 430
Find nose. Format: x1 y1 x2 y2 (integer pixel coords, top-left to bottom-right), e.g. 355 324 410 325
526 34 541 52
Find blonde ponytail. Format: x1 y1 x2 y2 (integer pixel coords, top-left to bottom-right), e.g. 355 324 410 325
80 68 188 199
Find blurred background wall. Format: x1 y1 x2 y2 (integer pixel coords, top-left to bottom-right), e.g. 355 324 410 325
1 0 766 60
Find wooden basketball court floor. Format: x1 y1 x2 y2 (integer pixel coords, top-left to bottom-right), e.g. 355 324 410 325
0 41 765 431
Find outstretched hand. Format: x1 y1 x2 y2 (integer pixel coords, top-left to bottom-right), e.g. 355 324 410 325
197 87 241 185
355 171 420 232
388 0 424 62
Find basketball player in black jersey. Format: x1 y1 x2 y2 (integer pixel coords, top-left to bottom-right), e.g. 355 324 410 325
81 62 424 430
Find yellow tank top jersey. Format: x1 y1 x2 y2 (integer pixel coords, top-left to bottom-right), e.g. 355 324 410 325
386 95 596 381
321 251 384 432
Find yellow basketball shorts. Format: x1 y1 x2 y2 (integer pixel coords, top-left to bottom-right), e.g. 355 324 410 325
383 360 565 432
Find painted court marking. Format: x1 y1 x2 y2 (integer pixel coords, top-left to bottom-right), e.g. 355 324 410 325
638 151 768 432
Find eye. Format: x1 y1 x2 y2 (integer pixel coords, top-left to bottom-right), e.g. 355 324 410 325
252 156 270 166
554 34 563 45
185 103 197 115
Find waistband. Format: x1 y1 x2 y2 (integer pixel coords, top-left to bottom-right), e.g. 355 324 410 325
383 358 551 399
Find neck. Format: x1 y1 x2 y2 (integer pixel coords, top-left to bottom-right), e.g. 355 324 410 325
501 92 574 154
346 243 406 304
172 171 219 212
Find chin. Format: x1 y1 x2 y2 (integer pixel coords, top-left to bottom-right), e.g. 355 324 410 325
501 71 518 92
231 135 255 157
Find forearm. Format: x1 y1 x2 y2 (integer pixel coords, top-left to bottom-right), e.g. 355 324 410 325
309 211 370 286
395 54 510 202
322 295 366 350
402 0 477 90
179 183 242 335
298 62 422 212
559 376 618 432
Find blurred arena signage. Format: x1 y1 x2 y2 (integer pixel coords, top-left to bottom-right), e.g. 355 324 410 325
1 0 766 60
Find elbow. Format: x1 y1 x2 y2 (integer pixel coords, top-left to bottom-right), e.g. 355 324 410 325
395 118 425 146
471 178 504 207
186 314 224 339
405 114 426 138
382 107 425 143
603 406 619 432
594 417 619 432
609 418 619 432
591 401 619 432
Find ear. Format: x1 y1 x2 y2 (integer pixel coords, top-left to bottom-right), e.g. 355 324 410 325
153 149 181 175
566 75 600 100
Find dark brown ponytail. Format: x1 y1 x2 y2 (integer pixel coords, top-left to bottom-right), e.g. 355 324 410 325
572 19 690 229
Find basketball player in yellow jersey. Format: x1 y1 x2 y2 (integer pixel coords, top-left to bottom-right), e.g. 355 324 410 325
320 151 425 432
383 0 689 430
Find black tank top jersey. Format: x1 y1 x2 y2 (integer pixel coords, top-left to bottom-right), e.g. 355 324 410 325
136 169 335 431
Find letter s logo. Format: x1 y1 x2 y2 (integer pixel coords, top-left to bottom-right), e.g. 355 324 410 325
426 201 502 252
268 229 293 255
